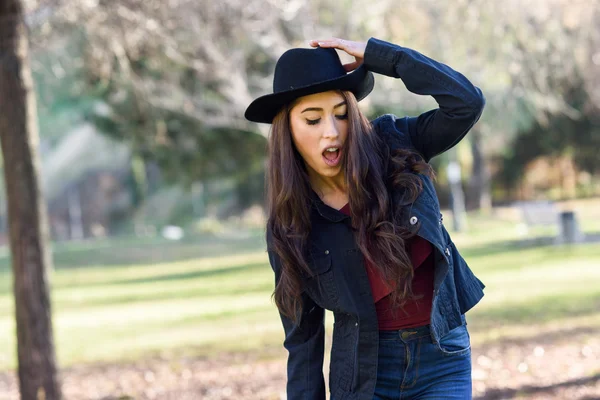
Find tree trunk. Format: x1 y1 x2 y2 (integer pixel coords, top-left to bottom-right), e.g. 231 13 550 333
0 1 62 399
469 127 492 211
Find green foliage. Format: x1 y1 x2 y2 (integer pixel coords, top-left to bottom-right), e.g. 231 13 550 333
500 76 600 190
90 102 267 188
24 0 599 210
32 30 101 144
29 21 268 214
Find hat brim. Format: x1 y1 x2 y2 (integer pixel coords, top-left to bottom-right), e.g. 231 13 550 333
244 64 374 124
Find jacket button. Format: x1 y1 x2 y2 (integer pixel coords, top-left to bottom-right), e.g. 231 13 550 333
355 322 358 327
445 247 451 256
325 250 329 255
410 216 418 225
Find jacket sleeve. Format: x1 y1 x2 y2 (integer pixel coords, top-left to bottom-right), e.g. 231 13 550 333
363 37 486 163
267 248 326 400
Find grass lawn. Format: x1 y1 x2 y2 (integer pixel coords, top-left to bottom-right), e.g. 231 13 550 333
0 203 599 371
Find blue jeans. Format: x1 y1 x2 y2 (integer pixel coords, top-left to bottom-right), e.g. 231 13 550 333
374 322 472 399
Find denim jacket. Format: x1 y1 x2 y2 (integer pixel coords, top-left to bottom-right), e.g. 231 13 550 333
266 37 486 400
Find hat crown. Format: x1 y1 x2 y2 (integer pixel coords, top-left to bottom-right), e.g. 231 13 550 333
273 47 347 93
244 45 374 124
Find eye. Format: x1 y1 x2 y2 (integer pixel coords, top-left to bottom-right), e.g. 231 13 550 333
305 113 347 125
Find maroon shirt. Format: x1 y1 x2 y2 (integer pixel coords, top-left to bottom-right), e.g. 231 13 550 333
339 202 434 330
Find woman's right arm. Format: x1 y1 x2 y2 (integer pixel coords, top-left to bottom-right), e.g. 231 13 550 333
267 245 326 400
362 37 485 163
310 37 485 163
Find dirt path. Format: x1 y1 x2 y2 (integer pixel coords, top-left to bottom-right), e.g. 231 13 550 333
1 329 598 400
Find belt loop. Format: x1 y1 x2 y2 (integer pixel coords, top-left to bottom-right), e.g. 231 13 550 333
400 330 418 340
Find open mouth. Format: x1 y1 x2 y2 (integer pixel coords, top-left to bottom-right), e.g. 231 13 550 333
322 147 342 167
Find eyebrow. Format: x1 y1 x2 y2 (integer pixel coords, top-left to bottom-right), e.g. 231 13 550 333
300 101 347 114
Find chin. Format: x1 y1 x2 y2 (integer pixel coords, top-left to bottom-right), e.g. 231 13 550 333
320 167 342 177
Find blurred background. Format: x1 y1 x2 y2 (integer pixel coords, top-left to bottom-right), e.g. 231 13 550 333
0 0 599 399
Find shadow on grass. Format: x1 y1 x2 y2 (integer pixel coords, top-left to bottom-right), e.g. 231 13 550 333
0 230 595 274
461 231 600 259
0 273 277 320
472 293 600 328
0 234 268 295
107 261 267 286
476 373 600 399
0 281 276 316
0 233 267 272
80 279 274 308
0 260 271 300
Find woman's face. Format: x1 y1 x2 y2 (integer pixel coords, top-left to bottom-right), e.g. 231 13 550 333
288 90 348 184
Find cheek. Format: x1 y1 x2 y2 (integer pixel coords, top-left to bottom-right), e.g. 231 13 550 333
338 120 349 138
290 122 318 157
295 135 318 161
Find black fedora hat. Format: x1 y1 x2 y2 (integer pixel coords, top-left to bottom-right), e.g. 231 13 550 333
244 46 374 124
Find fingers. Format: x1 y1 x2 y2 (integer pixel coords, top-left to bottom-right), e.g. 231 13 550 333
309 38 366 61
308 38 348 50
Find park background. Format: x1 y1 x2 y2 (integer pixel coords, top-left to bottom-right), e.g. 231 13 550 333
0 0 599 399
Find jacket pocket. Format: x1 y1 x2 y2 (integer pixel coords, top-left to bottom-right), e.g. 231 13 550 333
307 251 332 275
304 251 340 311
434 323 471 357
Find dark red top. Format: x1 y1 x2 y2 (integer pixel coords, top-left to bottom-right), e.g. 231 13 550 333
339 203 434 330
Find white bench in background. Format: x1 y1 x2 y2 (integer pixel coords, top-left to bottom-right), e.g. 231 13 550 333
514 200 584 244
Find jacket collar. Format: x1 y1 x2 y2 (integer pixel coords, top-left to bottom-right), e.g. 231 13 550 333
309 188 350 223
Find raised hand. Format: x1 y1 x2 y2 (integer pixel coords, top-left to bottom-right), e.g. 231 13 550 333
308 38 367 72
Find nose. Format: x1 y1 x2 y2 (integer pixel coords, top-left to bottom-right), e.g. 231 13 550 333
323 114 340 139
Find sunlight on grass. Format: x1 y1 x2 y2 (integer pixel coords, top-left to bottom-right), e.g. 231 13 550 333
0 209 599 370
53 307 283 366
53 250 270 287
0 246 277 370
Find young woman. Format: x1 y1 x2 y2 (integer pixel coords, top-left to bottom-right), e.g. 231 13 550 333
245 37 486 400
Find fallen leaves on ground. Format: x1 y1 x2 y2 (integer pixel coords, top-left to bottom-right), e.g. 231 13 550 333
0 328 598 400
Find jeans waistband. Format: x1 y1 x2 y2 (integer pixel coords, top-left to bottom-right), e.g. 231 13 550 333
378 324 431 341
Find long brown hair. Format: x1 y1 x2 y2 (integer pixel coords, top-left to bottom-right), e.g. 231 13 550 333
266 90 435 323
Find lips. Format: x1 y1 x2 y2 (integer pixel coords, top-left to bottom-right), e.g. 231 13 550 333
322 147 342 167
